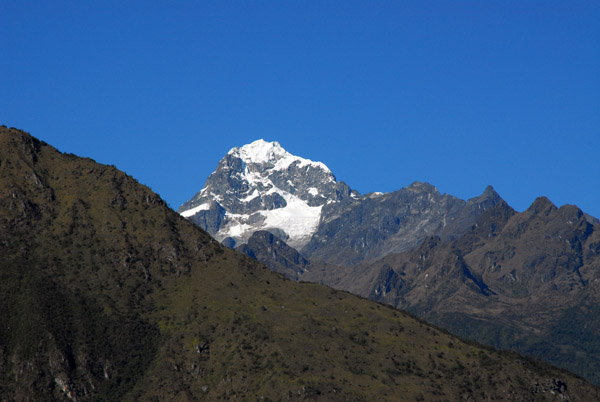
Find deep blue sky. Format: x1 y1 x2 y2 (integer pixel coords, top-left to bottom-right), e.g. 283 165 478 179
2 1 599 217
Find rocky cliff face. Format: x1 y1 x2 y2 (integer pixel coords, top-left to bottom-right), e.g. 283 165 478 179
302 182 503 265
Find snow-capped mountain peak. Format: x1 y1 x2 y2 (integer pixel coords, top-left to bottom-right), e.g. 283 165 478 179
232 139 287 165
178 139 354 249
229 139 332 173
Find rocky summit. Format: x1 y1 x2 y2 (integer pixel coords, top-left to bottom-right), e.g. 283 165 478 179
178 139 356 249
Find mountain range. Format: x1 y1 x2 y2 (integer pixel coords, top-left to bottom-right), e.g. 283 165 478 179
179 138 600 386
3 126 599 400
178 140 503 265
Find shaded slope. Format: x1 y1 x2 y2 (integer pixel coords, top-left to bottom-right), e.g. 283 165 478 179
339 198 600 385
0 126 598 401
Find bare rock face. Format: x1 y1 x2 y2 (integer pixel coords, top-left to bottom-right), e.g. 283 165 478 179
302 182 503 265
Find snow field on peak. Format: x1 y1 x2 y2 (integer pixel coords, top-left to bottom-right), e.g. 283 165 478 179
180 202 210 217
219 187 323 249
260 191 323 248
308 187 320 196
272 153 331 174
221 216 254 238
239 189 260 202
236 139 287 165
232 139 333 175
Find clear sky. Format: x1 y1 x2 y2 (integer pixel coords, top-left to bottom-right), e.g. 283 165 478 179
2 1 599 218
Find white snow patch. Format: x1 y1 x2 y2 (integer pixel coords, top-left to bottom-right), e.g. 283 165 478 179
231 139 288 165
307 187 319 196
243 166 271 187
223 222 254 238
213 187 323 249
263 186 277 196
218 212 253 238
229 139 333 176
180 202 211 217
273 154 331 173
239 189 260 202
259 191 323 248
210 192 224 202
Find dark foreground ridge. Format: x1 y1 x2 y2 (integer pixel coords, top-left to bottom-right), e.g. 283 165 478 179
0 126 598 401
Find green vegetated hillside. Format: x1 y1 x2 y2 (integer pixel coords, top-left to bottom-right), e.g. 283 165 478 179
0 126 598 401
